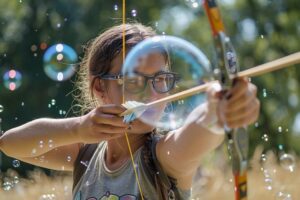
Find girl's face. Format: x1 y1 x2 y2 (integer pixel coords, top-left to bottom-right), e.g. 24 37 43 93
99 52 168 105
93 52 169 134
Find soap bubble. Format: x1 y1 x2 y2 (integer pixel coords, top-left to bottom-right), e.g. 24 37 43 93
12 160 20 168
276 192 292 200
279 153 296 172
3 69 22 91
43 43 78 81
122 35 212 131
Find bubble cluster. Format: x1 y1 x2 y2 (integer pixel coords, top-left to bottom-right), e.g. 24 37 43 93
43 43 78 81
1 170 20 191
276 191 292 200
185 0 200 8
39 193 56 200
3 69 22 91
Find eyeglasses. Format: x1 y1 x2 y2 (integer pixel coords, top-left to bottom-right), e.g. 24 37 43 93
98 71 181 94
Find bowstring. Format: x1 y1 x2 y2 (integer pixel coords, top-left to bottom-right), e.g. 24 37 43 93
122 0 145 199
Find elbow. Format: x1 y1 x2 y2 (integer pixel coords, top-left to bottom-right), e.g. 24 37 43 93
0 133 8 156
0 131 16 157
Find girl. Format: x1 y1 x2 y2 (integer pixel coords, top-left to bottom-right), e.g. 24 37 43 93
0 23 260 200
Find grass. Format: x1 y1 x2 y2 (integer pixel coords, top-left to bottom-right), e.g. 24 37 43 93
0 147 298 199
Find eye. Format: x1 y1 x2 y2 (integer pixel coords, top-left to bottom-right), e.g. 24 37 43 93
154 76 166 82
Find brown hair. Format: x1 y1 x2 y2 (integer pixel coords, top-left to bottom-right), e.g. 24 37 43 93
74 23 156 114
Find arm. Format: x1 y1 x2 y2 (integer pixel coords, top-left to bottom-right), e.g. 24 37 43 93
0 117 82 158
0 105 129 170
156 78 260 189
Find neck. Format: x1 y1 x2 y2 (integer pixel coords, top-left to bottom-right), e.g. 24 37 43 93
105 134 148 170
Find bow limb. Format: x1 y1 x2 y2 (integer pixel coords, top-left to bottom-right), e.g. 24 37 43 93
203 1 248 199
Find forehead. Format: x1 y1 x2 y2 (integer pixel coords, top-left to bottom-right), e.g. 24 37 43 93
135 53 166 74
111 53 167 75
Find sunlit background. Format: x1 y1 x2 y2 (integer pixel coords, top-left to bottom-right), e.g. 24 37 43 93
0 0 299 199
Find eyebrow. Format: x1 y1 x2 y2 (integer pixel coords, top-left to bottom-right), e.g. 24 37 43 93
133 69 170 76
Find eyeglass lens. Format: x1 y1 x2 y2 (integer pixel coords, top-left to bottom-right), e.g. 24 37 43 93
124 72 176 94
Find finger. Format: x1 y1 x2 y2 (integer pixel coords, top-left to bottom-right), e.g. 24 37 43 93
206 82 222 101
93 123 127 134
92 113 128 127
225 99 260 128
225 78 249 101
96 104 126 115
225 86 257 113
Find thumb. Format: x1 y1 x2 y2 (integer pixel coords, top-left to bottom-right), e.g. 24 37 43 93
206 82 222 103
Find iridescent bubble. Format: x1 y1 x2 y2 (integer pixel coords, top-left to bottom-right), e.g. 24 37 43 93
39 140 44 148
31 44 38 52
51 99 56 105
67 156 71 162
263 88 267 97
262 134 269 142
3 69 22 91
278 144 284 150
114 5 118 11
13 176 19 184
31 148 37 155
2 180 13 191
123 35 212 131
43 43 78 81
0 105 3 113
279 153 296 172
12 159 20 168
48 139 54 148
264 176 273 191
131 9 137 17
261 153 267 163
39 193 56 200
185 0 201 9
276 192 292 200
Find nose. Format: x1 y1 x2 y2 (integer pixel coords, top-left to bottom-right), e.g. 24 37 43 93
142 80 160 102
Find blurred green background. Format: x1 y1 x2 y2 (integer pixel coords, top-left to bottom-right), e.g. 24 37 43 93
0 0 299 175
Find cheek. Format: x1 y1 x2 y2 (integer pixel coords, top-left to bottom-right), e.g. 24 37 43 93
108 84 123 104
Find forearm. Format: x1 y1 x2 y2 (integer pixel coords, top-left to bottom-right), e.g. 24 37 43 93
158 103 225 177
0 117 82 158
172 122 224 164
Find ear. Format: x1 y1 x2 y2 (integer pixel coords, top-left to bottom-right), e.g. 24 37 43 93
93 79 106 101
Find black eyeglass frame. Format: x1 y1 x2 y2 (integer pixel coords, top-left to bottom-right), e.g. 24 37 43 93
97 71 181 94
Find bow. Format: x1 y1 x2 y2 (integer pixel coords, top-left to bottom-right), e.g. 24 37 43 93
203 0 248 199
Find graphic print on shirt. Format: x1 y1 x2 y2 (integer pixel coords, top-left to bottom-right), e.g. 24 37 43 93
99 191 137 200
75 191 137 200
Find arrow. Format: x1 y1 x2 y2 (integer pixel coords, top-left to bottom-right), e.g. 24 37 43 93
120 52 300 116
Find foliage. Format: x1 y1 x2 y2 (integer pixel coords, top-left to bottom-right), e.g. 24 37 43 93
0 0 299 174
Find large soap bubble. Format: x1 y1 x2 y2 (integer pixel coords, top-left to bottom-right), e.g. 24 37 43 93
122 35 213 131
43 43 78 81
